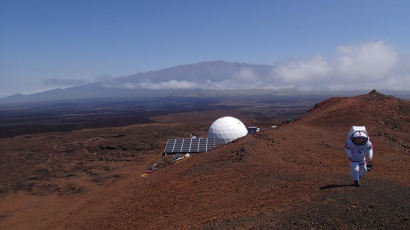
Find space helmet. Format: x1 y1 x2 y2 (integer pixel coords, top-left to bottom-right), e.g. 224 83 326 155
351 131 368 146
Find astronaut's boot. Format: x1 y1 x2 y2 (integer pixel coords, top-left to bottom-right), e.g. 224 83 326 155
354 180 360 187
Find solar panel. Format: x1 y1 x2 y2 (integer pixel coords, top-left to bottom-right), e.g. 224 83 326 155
181 138 190 152
164 139 176 153
173 139 183 152
190 138 199 153
198 138 207 152
163 138 216 154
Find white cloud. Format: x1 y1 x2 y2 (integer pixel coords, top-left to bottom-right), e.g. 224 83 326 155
233 68 258 81
138 80 198 89
269 41 408 90
100 41 410 91
273 55 330 83
334 41 398 80
100 80 199 90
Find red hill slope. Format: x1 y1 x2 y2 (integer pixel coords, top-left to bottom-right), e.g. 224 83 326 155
61 91 410 229
301 90 409 129
1 91 408 229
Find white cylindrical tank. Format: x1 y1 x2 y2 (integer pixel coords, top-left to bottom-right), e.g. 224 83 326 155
208 116 248 144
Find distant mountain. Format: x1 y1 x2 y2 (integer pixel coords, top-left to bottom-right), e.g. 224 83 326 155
118 60 272 84
0 61 274 104
1 61 409 104
1 84 172 104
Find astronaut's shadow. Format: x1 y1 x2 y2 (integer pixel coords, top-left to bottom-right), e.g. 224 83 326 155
319 183 355 190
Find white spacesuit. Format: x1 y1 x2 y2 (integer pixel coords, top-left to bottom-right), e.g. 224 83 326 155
344 126 374 186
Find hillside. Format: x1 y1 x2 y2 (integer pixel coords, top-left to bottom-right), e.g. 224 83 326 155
72 91 410 229
301 89 409 128
0 91 409 229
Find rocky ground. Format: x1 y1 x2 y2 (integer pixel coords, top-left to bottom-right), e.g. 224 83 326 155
0 91 409 229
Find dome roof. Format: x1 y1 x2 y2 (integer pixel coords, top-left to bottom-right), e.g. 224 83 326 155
208 116 248 144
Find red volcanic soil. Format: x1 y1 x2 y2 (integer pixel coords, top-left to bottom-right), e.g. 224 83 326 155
1 91 409 229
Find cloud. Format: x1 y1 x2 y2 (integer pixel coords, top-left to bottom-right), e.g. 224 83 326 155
43 78 88 87
102 80 199 90
334 42 398 80
273 55 330 83
99 41 410 91
233 68 258 81
270 41 409 90
138 80 199 89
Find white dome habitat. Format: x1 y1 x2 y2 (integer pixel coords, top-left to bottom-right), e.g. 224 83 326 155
208 116 248 144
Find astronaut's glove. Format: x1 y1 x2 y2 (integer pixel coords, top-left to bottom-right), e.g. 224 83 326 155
367 160 373 171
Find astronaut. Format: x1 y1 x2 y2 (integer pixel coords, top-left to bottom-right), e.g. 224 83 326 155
344 126 374 186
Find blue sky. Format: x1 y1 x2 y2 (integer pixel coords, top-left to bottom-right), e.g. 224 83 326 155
1 0 410 96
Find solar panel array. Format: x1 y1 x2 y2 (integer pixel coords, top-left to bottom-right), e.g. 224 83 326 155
164 138 216 154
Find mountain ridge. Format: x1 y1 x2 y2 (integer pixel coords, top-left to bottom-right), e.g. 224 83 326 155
2 61 410 104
